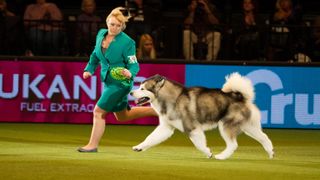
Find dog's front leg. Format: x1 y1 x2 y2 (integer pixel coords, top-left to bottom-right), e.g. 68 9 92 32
133 124 174 152
188 128 212 158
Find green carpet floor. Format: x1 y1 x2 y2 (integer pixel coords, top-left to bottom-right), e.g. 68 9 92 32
0 123 319 180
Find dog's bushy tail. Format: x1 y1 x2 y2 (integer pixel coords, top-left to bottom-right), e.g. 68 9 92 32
222 72 255 102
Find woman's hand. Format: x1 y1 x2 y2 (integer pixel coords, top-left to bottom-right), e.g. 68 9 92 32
121 68 132 79
83 71 92 79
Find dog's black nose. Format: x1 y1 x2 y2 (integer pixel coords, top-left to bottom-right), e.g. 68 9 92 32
129 92 133 96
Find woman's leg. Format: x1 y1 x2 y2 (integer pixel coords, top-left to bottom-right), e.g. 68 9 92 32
206 31 221 61
183 29 197 60
79 105 108 150
114 106 158 122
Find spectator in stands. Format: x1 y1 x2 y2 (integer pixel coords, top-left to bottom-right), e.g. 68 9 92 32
267 0 305 61
0 0 14 17
306 16 320 62
232 0 266 61
75 0 102 57
23 0 64 56
183 0 221 61
137 33 157 60
125 0 162 43
0 0 23 55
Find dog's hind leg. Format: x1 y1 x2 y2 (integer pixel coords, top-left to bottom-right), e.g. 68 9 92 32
188 128 212 158
215 122 239 160
132 124 174 152
242 125 274 159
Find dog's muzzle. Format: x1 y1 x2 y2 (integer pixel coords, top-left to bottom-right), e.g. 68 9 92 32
130 92 151 106
135 97 150 106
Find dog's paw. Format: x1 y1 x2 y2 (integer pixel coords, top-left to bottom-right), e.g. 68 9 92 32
132 145 143 152
207 152 213 159
269 151 274 159
214 154 227 160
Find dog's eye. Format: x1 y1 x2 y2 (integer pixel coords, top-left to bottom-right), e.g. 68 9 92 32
141 88 144 90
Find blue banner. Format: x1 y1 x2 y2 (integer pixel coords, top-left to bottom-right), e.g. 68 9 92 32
185 65 320 129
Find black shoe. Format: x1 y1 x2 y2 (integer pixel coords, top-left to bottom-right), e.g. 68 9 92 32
77 147 98 153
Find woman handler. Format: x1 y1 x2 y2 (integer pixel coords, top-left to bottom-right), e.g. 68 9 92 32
78 7 157 152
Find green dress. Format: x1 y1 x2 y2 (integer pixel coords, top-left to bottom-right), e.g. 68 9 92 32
84 29 140 112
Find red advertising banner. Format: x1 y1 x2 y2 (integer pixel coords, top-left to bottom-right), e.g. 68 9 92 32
0 61 185 124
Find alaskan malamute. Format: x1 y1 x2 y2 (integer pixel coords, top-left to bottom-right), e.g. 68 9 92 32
130 73 274 160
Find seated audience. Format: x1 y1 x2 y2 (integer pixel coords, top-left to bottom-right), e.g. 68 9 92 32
267 0 305 61
232 0 266 61
183 0 221 61
23 0 64 56
0 0 23 55
0 0 14 17
305 16 320 62
137 33 157 60
75 0 102 56
125 0 162 43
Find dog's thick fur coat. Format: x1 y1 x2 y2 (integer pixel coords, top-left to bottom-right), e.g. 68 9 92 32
130 73 274 160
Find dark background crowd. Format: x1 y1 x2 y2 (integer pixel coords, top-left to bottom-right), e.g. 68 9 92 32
1 0 320 62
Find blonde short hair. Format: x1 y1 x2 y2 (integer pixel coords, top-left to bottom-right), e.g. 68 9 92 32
106 7 131 31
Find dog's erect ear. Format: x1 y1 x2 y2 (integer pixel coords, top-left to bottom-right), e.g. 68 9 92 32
153 74 166 88
153 74 164 82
